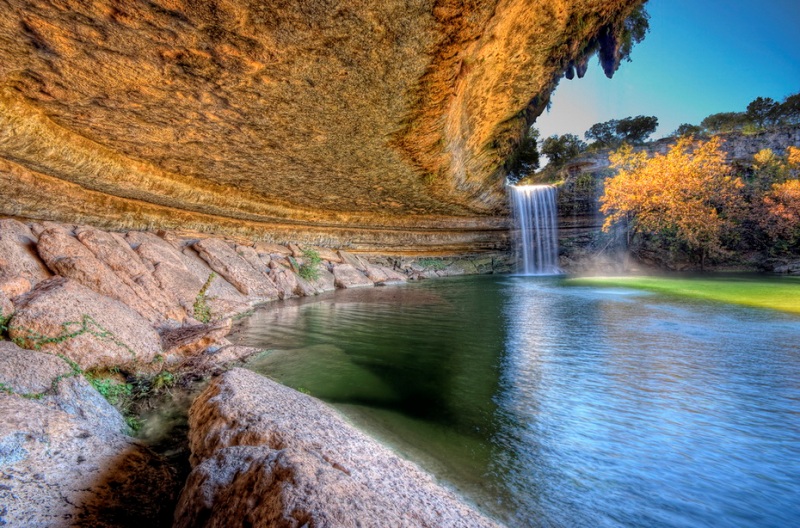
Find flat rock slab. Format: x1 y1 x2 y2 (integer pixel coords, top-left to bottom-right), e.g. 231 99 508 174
8 277 162 370
333 263 374 289
194 238 281 299
176 368 501 528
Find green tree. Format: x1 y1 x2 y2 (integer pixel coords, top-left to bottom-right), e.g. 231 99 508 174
746 97 779 128
585 120 620 147
540 134 586 167
507 127 540 182
674 123 704 137
616 115 658 144
775 92 800 125
700 112 747 134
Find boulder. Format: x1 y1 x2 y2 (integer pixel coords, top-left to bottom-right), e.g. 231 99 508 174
128 231 251 320
287 243 303 258
0 290 12 319
337 250 368 271
0 275 32 298
0 218 51 286
76 228 186 324
161 319 233 360
194 238 281 300
235 244 270 274
253 241 292 257
333 263 374 289
311 246 343 263
267 261 315 299
36 228 163 324
0 341 124 431
180 246 254 317
8 277 162 370
364 264 408 285
305 264 337 293
0 394 175 527
175 369 500 528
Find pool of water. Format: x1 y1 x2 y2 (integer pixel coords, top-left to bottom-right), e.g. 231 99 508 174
233 275 800 527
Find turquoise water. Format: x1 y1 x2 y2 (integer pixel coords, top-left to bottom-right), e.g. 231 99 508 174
234 275 800 527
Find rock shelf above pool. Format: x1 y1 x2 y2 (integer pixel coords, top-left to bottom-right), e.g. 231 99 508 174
175 368 502 528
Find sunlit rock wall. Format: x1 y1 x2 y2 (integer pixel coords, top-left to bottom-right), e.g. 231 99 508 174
0 0 644 253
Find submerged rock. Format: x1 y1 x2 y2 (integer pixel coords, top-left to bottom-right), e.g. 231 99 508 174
175 368 500 528
8 277 162 370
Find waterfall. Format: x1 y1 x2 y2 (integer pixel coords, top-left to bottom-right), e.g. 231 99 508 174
509 185 560 275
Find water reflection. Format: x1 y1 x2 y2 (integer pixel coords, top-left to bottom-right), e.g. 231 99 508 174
234 275 800 527
495 277 800 527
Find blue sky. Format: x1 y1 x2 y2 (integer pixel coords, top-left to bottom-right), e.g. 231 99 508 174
536 0 800 141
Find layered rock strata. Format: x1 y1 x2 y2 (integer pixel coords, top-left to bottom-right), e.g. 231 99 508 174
175 368 501 528
0 1 644 251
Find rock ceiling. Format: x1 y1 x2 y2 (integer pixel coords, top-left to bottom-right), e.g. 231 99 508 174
0 0 644 252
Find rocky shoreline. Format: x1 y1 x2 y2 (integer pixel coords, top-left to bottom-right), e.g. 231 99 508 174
0 217 509 527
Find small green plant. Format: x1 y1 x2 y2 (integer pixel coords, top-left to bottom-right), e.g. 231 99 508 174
9 315 137 362
298 248 322 281
416 258 448 271
151 371 175 391
86 374 133 406
0 310 11 335
194 272 217 323
125 416 142 432
296 386 312 395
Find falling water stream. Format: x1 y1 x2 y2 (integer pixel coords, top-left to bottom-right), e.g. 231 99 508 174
509 185 560 275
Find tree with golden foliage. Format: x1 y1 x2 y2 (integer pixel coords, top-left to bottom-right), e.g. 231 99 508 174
600 137 745 267
759 146 800 250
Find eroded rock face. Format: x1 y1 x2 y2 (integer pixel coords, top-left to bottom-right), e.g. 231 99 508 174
8 277 162 370
0 219 51 286
0 1 643 251
332 263 374 289
194 238 280 300
175 368 500 528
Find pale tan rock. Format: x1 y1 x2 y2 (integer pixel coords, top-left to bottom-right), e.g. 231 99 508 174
161 319 233 359
235 244 269 275
0 341 124 430
311 246 344 263
0 290 12 318
0 218 51 286
337 250 368 271
0 394 175 527
176 369 500 528
364 264 408 285
9 277 162 370
267 261 315 299
36 228 164 324
181 246 254 317
128 231 251 319
194 238 281 299
287 243 303 257
305 264 337 293
333 263 374 289
253 241 292 257
0 275 31 299
76 227 186 324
